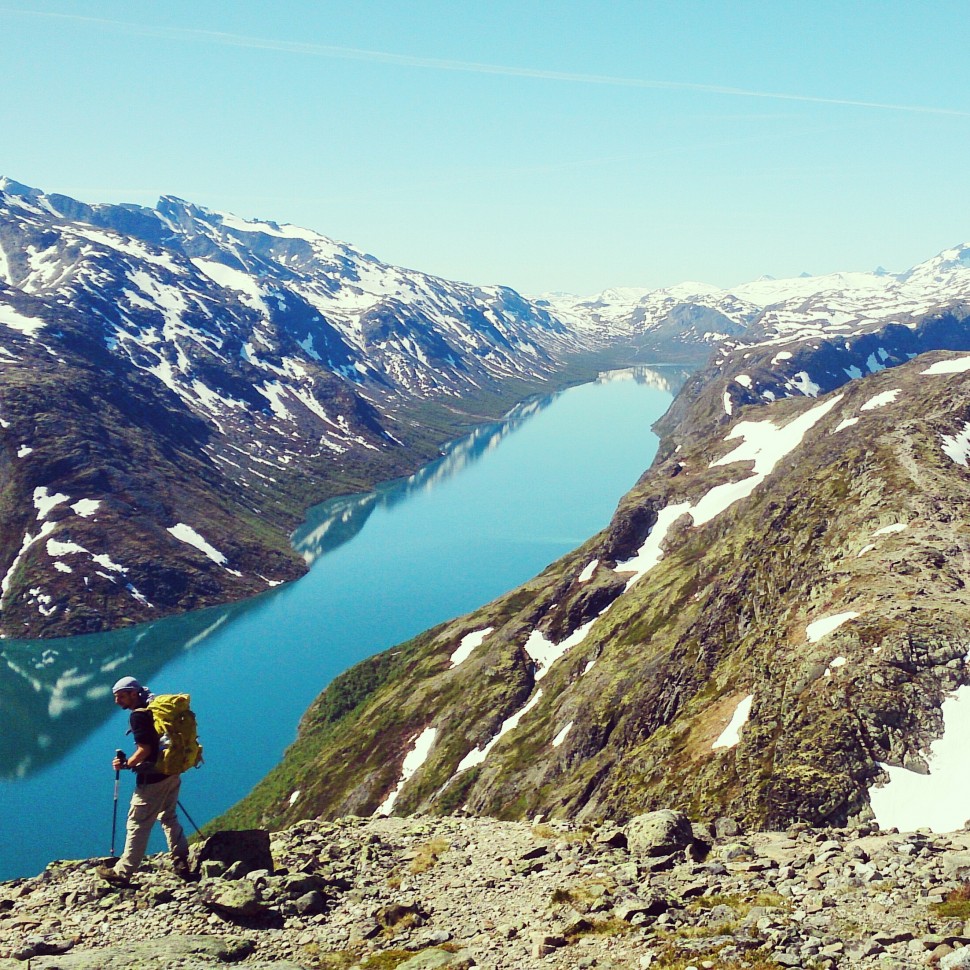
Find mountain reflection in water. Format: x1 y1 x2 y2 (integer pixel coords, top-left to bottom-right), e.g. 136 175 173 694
292 366 689 566
0 600 252 780
292 396 552 565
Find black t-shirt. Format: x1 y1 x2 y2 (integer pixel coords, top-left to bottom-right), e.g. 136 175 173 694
129 708 166 785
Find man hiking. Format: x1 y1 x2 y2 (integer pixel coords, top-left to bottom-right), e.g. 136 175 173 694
96 676 191 885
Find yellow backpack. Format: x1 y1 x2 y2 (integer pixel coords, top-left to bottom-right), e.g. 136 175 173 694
144 694 203 775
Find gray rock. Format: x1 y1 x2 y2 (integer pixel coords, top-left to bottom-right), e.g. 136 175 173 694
714 817 741 839
943 853 970 880
7 812 970 969
532 934 566 957
625 810 694 857
28 935 255 969
199 859 226 879
295 889 328 915
596 827 629 849
942 949 970 970
282 872 324 897
615 892 672 921
201 880 271 919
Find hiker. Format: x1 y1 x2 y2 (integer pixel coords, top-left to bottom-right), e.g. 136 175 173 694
96 676 191 885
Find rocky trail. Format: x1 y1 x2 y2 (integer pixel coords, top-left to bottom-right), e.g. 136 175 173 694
4 811 970 969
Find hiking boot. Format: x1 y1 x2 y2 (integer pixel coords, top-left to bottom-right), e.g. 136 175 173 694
172 857 193 881
96 864 131 887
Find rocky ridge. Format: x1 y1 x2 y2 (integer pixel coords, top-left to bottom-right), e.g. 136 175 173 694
6 812 970 969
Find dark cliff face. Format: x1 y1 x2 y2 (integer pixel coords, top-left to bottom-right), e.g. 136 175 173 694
218 315 970 834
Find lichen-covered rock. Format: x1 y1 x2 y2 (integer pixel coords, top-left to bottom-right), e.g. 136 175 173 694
200 880 271 920
624 810 695 857
28 935 255 969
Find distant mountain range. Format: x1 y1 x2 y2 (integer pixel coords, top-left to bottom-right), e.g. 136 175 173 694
543 245 970 356
2 175 970 648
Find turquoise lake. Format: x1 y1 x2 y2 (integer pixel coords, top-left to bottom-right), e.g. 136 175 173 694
0 367 681 880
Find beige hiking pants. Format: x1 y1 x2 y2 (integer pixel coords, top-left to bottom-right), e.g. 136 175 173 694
115 773 189 877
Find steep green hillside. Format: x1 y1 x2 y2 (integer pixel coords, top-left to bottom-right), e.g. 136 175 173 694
217 335 970 833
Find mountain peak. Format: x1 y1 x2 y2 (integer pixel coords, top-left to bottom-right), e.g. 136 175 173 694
0 176 43 198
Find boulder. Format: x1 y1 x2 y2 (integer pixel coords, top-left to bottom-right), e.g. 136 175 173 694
28 936 255 969
942 948 970 970
201 880 271 919
196 829 274 876
624 810 694 857
396 949 474 969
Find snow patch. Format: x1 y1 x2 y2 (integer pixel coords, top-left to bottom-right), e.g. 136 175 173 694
71 499 101 518
615 502 693 588
824 656 848 677
0 305 46 336
375 726 438 816
712 695 753 750
34 487 70 520
47 539 88 557
167 523 233 570
524 620 597 681
806 611 859 643
191 258 266 310
455 691 543 773
871 685 970 831
941 423 970 467
922 356 970 375
789 372 821 397
860 389 900 411
450 628 493 668
873 523 906 536
577 559 598 583
833 417 859 433
552 722 573 748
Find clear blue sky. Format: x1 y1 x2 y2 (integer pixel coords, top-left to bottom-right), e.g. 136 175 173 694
2 1 968 295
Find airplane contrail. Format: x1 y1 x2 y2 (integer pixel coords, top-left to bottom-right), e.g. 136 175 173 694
4 8 969 118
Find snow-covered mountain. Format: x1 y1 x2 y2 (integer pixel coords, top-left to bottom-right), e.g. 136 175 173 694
0 178 613 637
2 172 969 643
543 249 970 355
0 176 598 423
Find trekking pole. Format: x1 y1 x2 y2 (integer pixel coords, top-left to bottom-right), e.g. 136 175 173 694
110 749 125 856
177 800 203 837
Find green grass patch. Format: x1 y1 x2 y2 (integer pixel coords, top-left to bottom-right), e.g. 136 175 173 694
408 837 451 874
649 941 793 969
932 882 970 920
687 891 788 916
